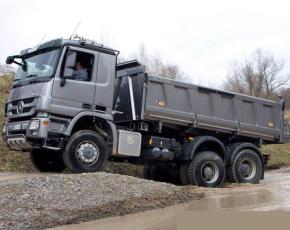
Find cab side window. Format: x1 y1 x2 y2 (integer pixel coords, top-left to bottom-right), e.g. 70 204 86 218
62 50 94 81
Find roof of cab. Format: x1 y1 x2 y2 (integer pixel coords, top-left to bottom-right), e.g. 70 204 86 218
20 37 119 56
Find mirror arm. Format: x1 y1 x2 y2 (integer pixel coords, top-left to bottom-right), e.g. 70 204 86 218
13 60 24 66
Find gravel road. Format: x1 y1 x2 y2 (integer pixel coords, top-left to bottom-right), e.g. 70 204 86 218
0 172 202 229
53 168 290 230
1 168 289 230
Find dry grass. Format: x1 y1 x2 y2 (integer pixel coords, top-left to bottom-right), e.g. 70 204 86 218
0 75 32 172
263 142 290 168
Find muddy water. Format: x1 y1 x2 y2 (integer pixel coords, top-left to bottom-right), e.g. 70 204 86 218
182 168 290 212
53 168 290 230
188 169 290 211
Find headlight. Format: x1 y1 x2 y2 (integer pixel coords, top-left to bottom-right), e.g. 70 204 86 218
29 120 40 131
36 112 49 118
2 123 7 134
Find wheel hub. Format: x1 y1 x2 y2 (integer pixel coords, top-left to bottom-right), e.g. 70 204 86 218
201 161 219 183
77 142 99 164
241 163 251 177
204 167 214 180
240 158 256 179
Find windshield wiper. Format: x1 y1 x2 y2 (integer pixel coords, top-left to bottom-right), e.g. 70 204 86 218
13 74 37 83
13 76 52 88
25 74 38 79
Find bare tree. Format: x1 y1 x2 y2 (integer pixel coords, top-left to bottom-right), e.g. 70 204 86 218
278 87 290 110
131 44 184 80
224 49 289 99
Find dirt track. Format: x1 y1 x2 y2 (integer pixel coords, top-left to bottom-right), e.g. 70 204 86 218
0 168 290 229
0 171 201 229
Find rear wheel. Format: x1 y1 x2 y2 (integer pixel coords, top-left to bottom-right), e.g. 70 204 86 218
143 163 180 184
228 149 262 184
143 164 157 180
30 149 65 172
186 151 225 187
63 130 108 173
179 162 192 185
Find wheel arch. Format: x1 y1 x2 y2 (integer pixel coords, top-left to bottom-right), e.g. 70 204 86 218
227 142 264 165
179 136 227 163
65 112 118 155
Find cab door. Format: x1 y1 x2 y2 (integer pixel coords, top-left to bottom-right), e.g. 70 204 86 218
93 52 116 114
51 46 99 117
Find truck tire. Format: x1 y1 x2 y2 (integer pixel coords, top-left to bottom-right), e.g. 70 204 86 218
179 163 192 185
30 149 65 172
143 163 178 183
143 163 168 182
143 164 157 180
187 151 225 187
228 149 262 184
63 130 108 173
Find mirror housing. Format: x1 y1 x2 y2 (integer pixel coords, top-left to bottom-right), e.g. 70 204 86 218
22 63 27 71
6 55 27 71
6 56 14 64
60 77 66 87
64 49 77 69
60 49 77 87
60 68 74 87
64 67 74 77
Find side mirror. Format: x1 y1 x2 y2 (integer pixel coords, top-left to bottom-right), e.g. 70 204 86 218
6 56 14 64
6 55 27 71
60 49 77 87
60 68 74 87
65 50 77 69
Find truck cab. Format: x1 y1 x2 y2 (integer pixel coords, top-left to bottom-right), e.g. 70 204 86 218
3 38 117 147
2 37 129 172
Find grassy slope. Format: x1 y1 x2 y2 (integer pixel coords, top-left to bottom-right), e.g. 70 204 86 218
0 74 289 173
263 143 290 168
0 75 32 171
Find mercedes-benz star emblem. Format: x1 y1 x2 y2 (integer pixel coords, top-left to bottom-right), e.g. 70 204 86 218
16 101 24 114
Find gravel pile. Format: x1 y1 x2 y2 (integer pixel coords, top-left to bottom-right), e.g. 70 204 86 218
0 172 203 229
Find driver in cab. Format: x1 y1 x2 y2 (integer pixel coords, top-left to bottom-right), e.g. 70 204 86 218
73 61 88 81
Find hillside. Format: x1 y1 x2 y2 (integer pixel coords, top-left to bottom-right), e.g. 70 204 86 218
0 74 289 172
0 75 32 171
0 64 15 77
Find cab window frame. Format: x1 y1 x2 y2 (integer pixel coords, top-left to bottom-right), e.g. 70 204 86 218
60 47 95 82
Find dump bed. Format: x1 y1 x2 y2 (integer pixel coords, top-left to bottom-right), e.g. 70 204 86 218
114 61 290 144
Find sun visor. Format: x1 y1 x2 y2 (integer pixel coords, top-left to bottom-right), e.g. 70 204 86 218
20 38 63 56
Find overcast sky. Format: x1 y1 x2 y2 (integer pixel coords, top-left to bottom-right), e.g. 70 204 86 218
0 0 290 86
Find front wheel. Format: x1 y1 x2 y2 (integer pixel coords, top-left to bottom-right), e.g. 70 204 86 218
63 130 108 173
228 149 263 184
30 149 65 172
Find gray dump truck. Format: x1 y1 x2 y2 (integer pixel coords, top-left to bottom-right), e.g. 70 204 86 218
2 37 290 187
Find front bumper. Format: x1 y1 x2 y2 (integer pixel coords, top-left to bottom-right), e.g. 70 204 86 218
6 134 32 151
2 117 50 151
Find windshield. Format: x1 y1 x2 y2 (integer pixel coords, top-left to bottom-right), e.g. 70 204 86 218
15 48 59 81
